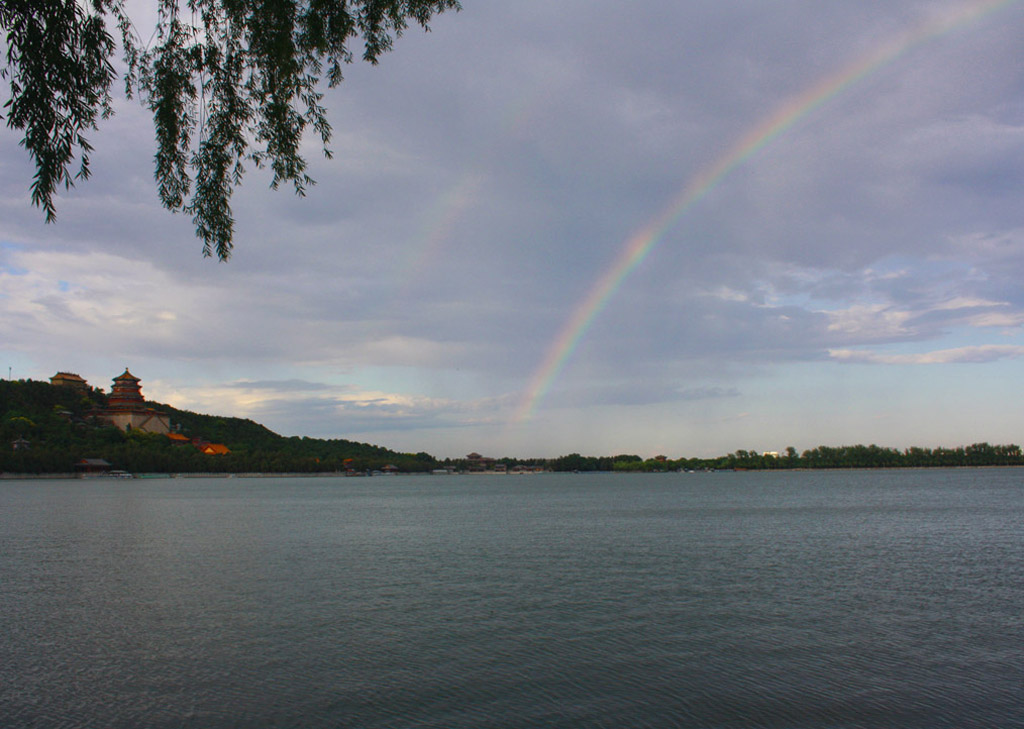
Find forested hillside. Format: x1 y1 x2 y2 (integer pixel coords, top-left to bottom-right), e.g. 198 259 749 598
0 379 438 474
4 378 1022 476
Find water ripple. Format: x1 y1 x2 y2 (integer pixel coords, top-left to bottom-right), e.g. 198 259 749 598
1 471 1021 728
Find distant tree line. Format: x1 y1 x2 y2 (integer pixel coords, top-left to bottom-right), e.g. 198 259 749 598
535 444 1024 472
4 378 1023 475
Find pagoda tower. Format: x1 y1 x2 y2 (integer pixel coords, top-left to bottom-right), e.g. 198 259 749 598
100 368 171 434
108 368 146 410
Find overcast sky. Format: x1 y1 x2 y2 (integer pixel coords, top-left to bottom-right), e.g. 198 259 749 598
3 0 1024 459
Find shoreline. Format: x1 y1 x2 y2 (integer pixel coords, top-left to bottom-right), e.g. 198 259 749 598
3 464 1022 480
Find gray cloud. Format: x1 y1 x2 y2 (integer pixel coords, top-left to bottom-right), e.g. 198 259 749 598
4 1 1024 455
224 379 340 393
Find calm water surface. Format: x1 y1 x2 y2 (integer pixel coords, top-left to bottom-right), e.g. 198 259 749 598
1 470 1021 728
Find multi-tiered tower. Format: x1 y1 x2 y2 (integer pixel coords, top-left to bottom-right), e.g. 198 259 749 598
101 369 171 434
108 369 146 410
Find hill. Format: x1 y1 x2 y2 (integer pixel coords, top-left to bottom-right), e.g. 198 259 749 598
4 378 1022 476
0 378 438 474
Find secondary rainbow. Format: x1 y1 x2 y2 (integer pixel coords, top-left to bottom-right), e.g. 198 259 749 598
399 81 562 285
512 0 1020 424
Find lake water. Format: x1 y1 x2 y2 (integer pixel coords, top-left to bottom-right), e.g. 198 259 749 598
1 469 1021 728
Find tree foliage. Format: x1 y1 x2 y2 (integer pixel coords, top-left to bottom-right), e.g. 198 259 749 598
1 0 460 260
0 378 439 473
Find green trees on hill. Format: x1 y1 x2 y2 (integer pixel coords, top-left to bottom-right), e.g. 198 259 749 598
4 378 1024 475
0 378 438 474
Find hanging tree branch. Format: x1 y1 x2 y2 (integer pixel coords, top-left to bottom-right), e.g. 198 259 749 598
1 0 460 260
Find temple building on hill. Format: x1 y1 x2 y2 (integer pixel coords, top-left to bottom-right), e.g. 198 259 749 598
99 369 171 434
50 372 88 389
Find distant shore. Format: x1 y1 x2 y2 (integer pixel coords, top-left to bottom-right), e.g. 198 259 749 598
4 464 1024 481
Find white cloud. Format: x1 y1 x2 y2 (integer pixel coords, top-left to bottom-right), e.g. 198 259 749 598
932 296 1006 311
151 376 520 435
967 312 1024 328
823 305 915 340
829 345 1024 365
5 0 1024 455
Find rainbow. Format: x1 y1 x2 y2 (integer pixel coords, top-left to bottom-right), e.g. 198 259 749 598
511 0 1020 423
399 82 562 284
399 173 484 282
